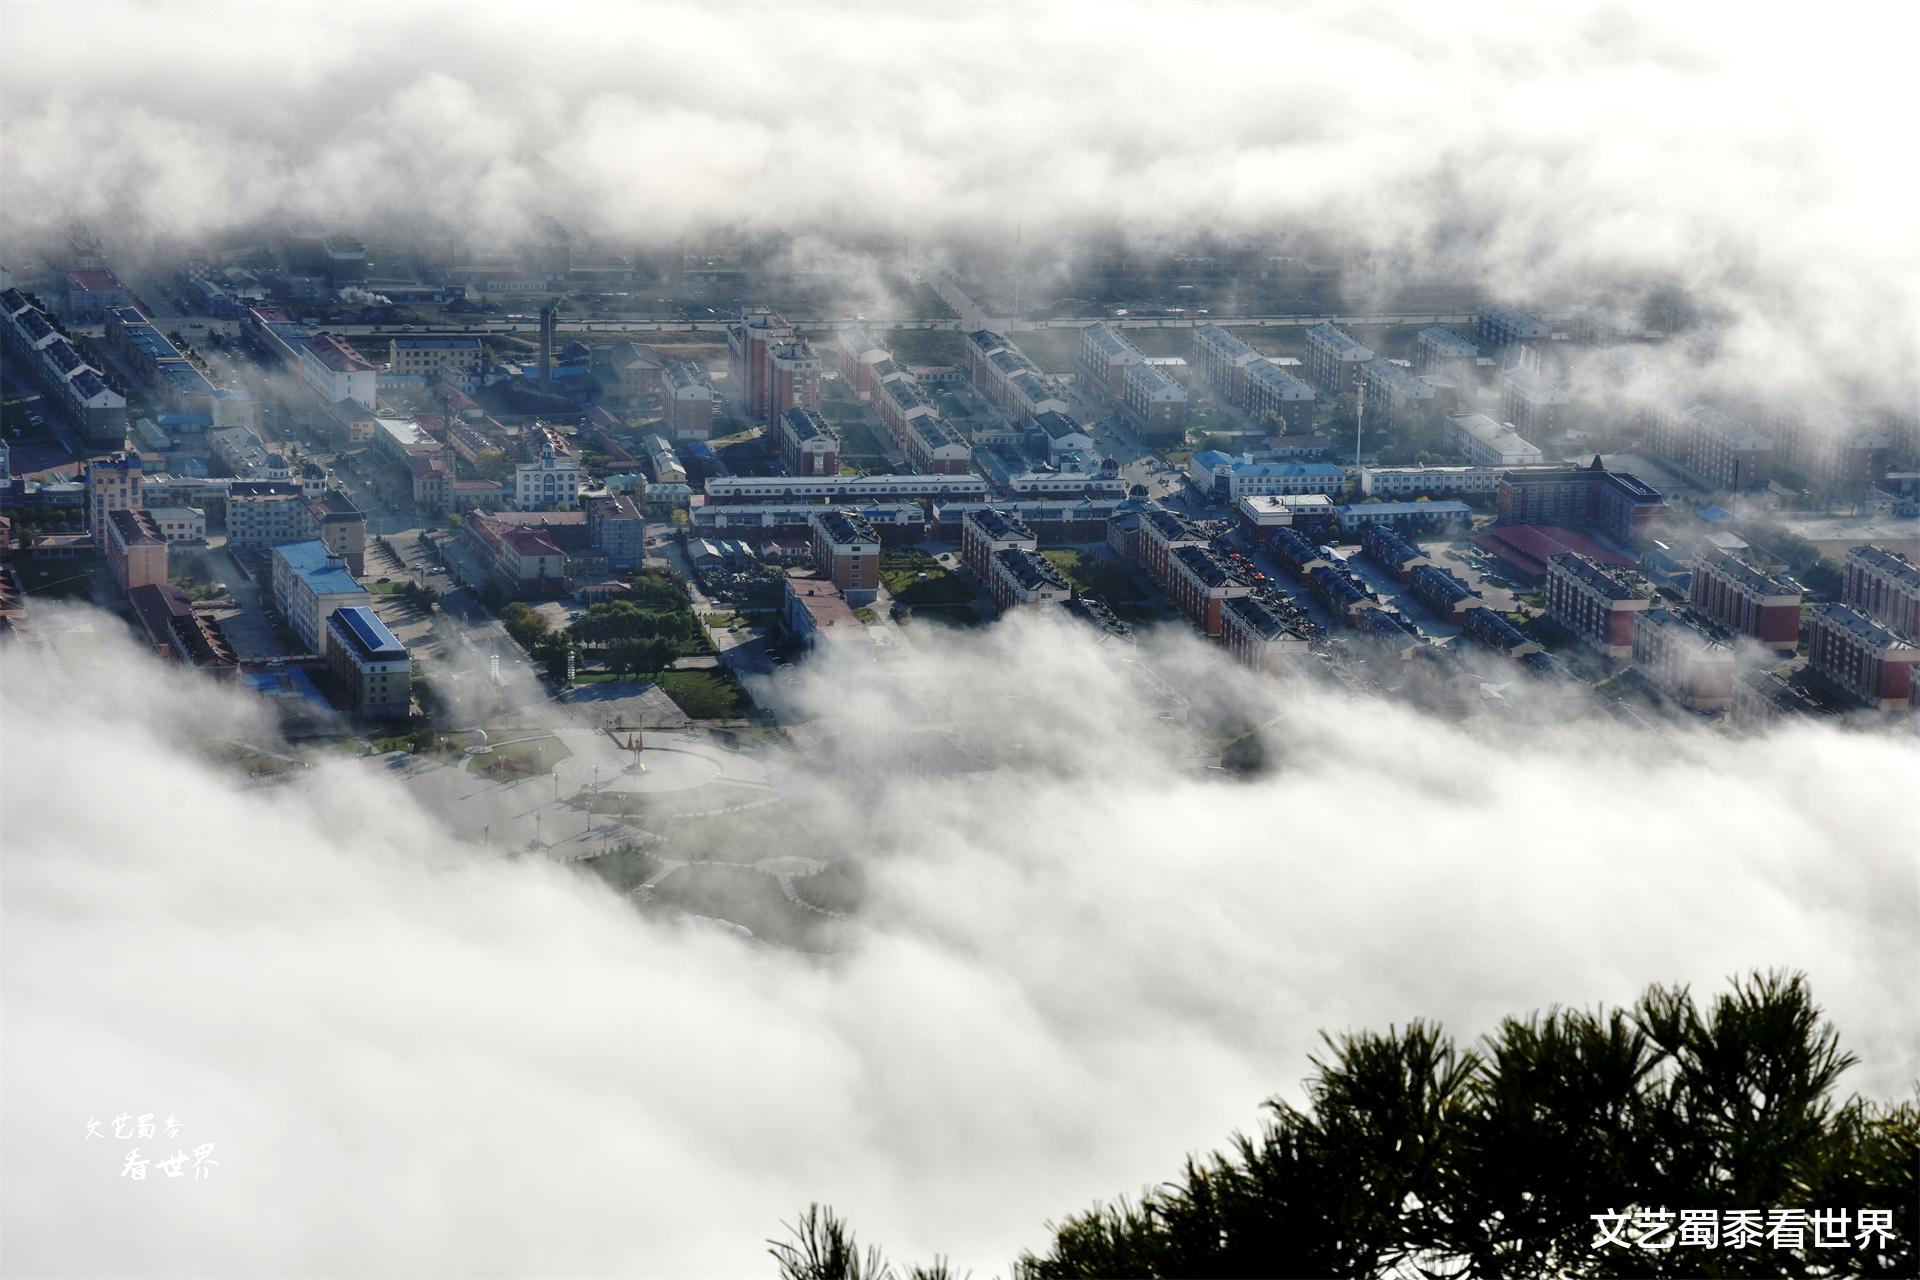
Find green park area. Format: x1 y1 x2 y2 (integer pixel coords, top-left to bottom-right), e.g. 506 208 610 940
880 548 973 606
1041 549 1145 603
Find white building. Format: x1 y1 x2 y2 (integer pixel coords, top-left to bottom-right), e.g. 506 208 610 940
1446 413 1543 466
1188 450 1346 501
514 445 586 511
271 540 372 655
299 334 378 409
1358 465 1507 498
145 506 207 543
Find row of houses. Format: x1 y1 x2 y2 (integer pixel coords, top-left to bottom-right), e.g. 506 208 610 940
1075 323 1188 439
0 277 127 447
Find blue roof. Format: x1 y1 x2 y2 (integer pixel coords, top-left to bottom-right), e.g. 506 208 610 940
274 540 365 595
212 387 251 401
1696 504 1734 524
330 606 407 659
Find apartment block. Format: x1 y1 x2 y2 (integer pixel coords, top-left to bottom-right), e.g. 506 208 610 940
988 545 1071 612
1804 604 1919 711
1633 608 1734 709
1689 549 1802 649
809 508 881 603
960 508 1037 580
1545 552 1651 657
778 406 841 478
1842 544 1920 640
1167 544 1251 637
1302 322 1373 393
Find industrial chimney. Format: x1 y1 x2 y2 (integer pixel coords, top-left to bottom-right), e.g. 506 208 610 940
538 303 557 382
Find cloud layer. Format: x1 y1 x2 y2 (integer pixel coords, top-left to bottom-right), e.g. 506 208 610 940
3 611 1916 1276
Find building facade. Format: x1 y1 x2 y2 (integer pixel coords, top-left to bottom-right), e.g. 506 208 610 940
1633 608 1734 709
1689 550 1803 649
1842 544 1920 640
1804 604 1919 711
271 540 372 655
325 606 412 717
1545 552 1650 657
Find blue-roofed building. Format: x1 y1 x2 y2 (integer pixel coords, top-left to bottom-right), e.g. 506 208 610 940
1188 450 1347 501
270 540 371 655
325 605 412 717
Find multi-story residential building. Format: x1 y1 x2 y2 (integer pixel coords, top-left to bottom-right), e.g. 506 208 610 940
1268 527 1334 578
963 330 1011 395
783 574 866 652
778 406 841 478
1188 451 1346 501
1076 322 1143 402
766 339 823 425
1689 550 1803 650
1220 591 1313 670
703 474 988 504
1414 327 1479 381
1358 465 1507 499
1644 403 1774 491
1361 359 1440 434
1138 509 1208 589
692 502 926 543
1446 413 1543 466
1473 305 1551 357
1463 604 1544 658
1731 669 1825 730
1168 544 1251 637
905 416 973 475
1500 364 1571 441
594 342 665 412
514 444 585 511
1408 564 1482 619
1309 564 1383 628
1805 604 1919 711
582 492 647 571
1842 544 1920 640
1302 322 1373 393
725 305 791 421
988 545 1071 612
873 369 939 451
1334 501 1474 533
105 508 167 594
1034 410 1095 460
1545 552 1651 657
1360 524 1429 581
660 357 716 440
85 451 144 549
225 480 306 554
271 540 372 655
960 508 1037 580
1497 458 1666 546
128 582 237 675
1121 362 1188 438
1 287 126 446
299 334 377 408
1192 324 1261 401
62 268 130 320
388 336 483 390
325 606 412 718
463 512 572 596
145 506 207 544
643 434 687 486
1633 607 1734 709
808 508 881 603
1243 361 1316 434
835 326 890 401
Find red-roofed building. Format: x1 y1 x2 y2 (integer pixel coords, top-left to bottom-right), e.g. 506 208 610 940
1473 524 1635 583
64 269 129 319
300 334 378 408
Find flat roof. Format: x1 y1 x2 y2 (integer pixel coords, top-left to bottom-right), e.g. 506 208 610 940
329 605 408 659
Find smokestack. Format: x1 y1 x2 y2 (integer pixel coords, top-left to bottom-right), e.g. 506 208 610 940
539 304 556 382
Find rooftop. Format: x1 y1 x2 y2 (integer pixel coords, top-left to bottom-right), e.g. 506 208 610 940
1811 603 1913 651
1081 322 1140 360
966 508 1035 542
783 406 839 444
329 605 408 660
1305 322 1372 358
274 540 364 595
812 508 879 546
303 333 375 373
1549 551 1647 601
994 545 1069 593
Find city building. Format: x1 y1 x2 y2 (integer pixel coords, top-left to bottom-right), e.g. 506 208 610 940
1358 465 1507 499
225 480 306 554
661 357 716 440
1545 552 1651 657
1689 549 1803 650
1189 451 1346 501
581 492 647 571
988 545 1071 612
1361 358 1440 433
766 339 823 425
62 268 130 320
1408 564 1482 619
389 336 483 389
1121 362 1188 438
960 508 1037 579
692 501 926 542
1500 364 1571 441
1192 323 1261 401
809 508 881 603
1360 524 1429 580
778 407 840 478
1302 321 1373 393
2 287 126 446
725 305 791 421
643 434 687 486
1633 608 1734 709
105 508 167 594
1842 544 1920 640
463 512 572 596
703 474 988 504
783 574 865 652
1034 410 1095 460
1334 501 1474 533
1804 604 1919 711
128 582 237 675
1167 544 1251 637
325 606 412 717
271 540 372 655
1237 493 1339 535
1446 412 1543 466
1414 327 1479 381
1474 305 1551 357
835 326 891 401
145 506 206 544
85 452 144 549
514 443 585 511
1731 669 1825 730
1462 604 1545 659
1076 322 1143 402
1220 591 1313 669
1644 403 1774 491
1242 361 1317 434
1496 458 1666 547
299 334 378 408
1137 509 1208 589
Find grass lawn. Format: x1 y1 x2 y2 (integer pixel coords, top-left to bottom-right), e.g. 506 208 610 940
881 548 973 605
654 669 754 719
880 329 967 365
910 604 987 628
1041 549 1146 603
834 418 891 465
468 734 573 780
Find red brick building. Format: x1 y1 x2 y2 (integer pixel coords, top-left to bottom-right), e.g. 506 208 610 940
1689 549 1802 650
1805 604 1919 711
960 508 1037 580
1843 544 1920 640
1167 544 1251 637
808 508 880 602
105 508 168 594
1545 551 1650 658
778 407 840 478
1137 509 1206 589
767 339 822 426
988 546 1071 613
